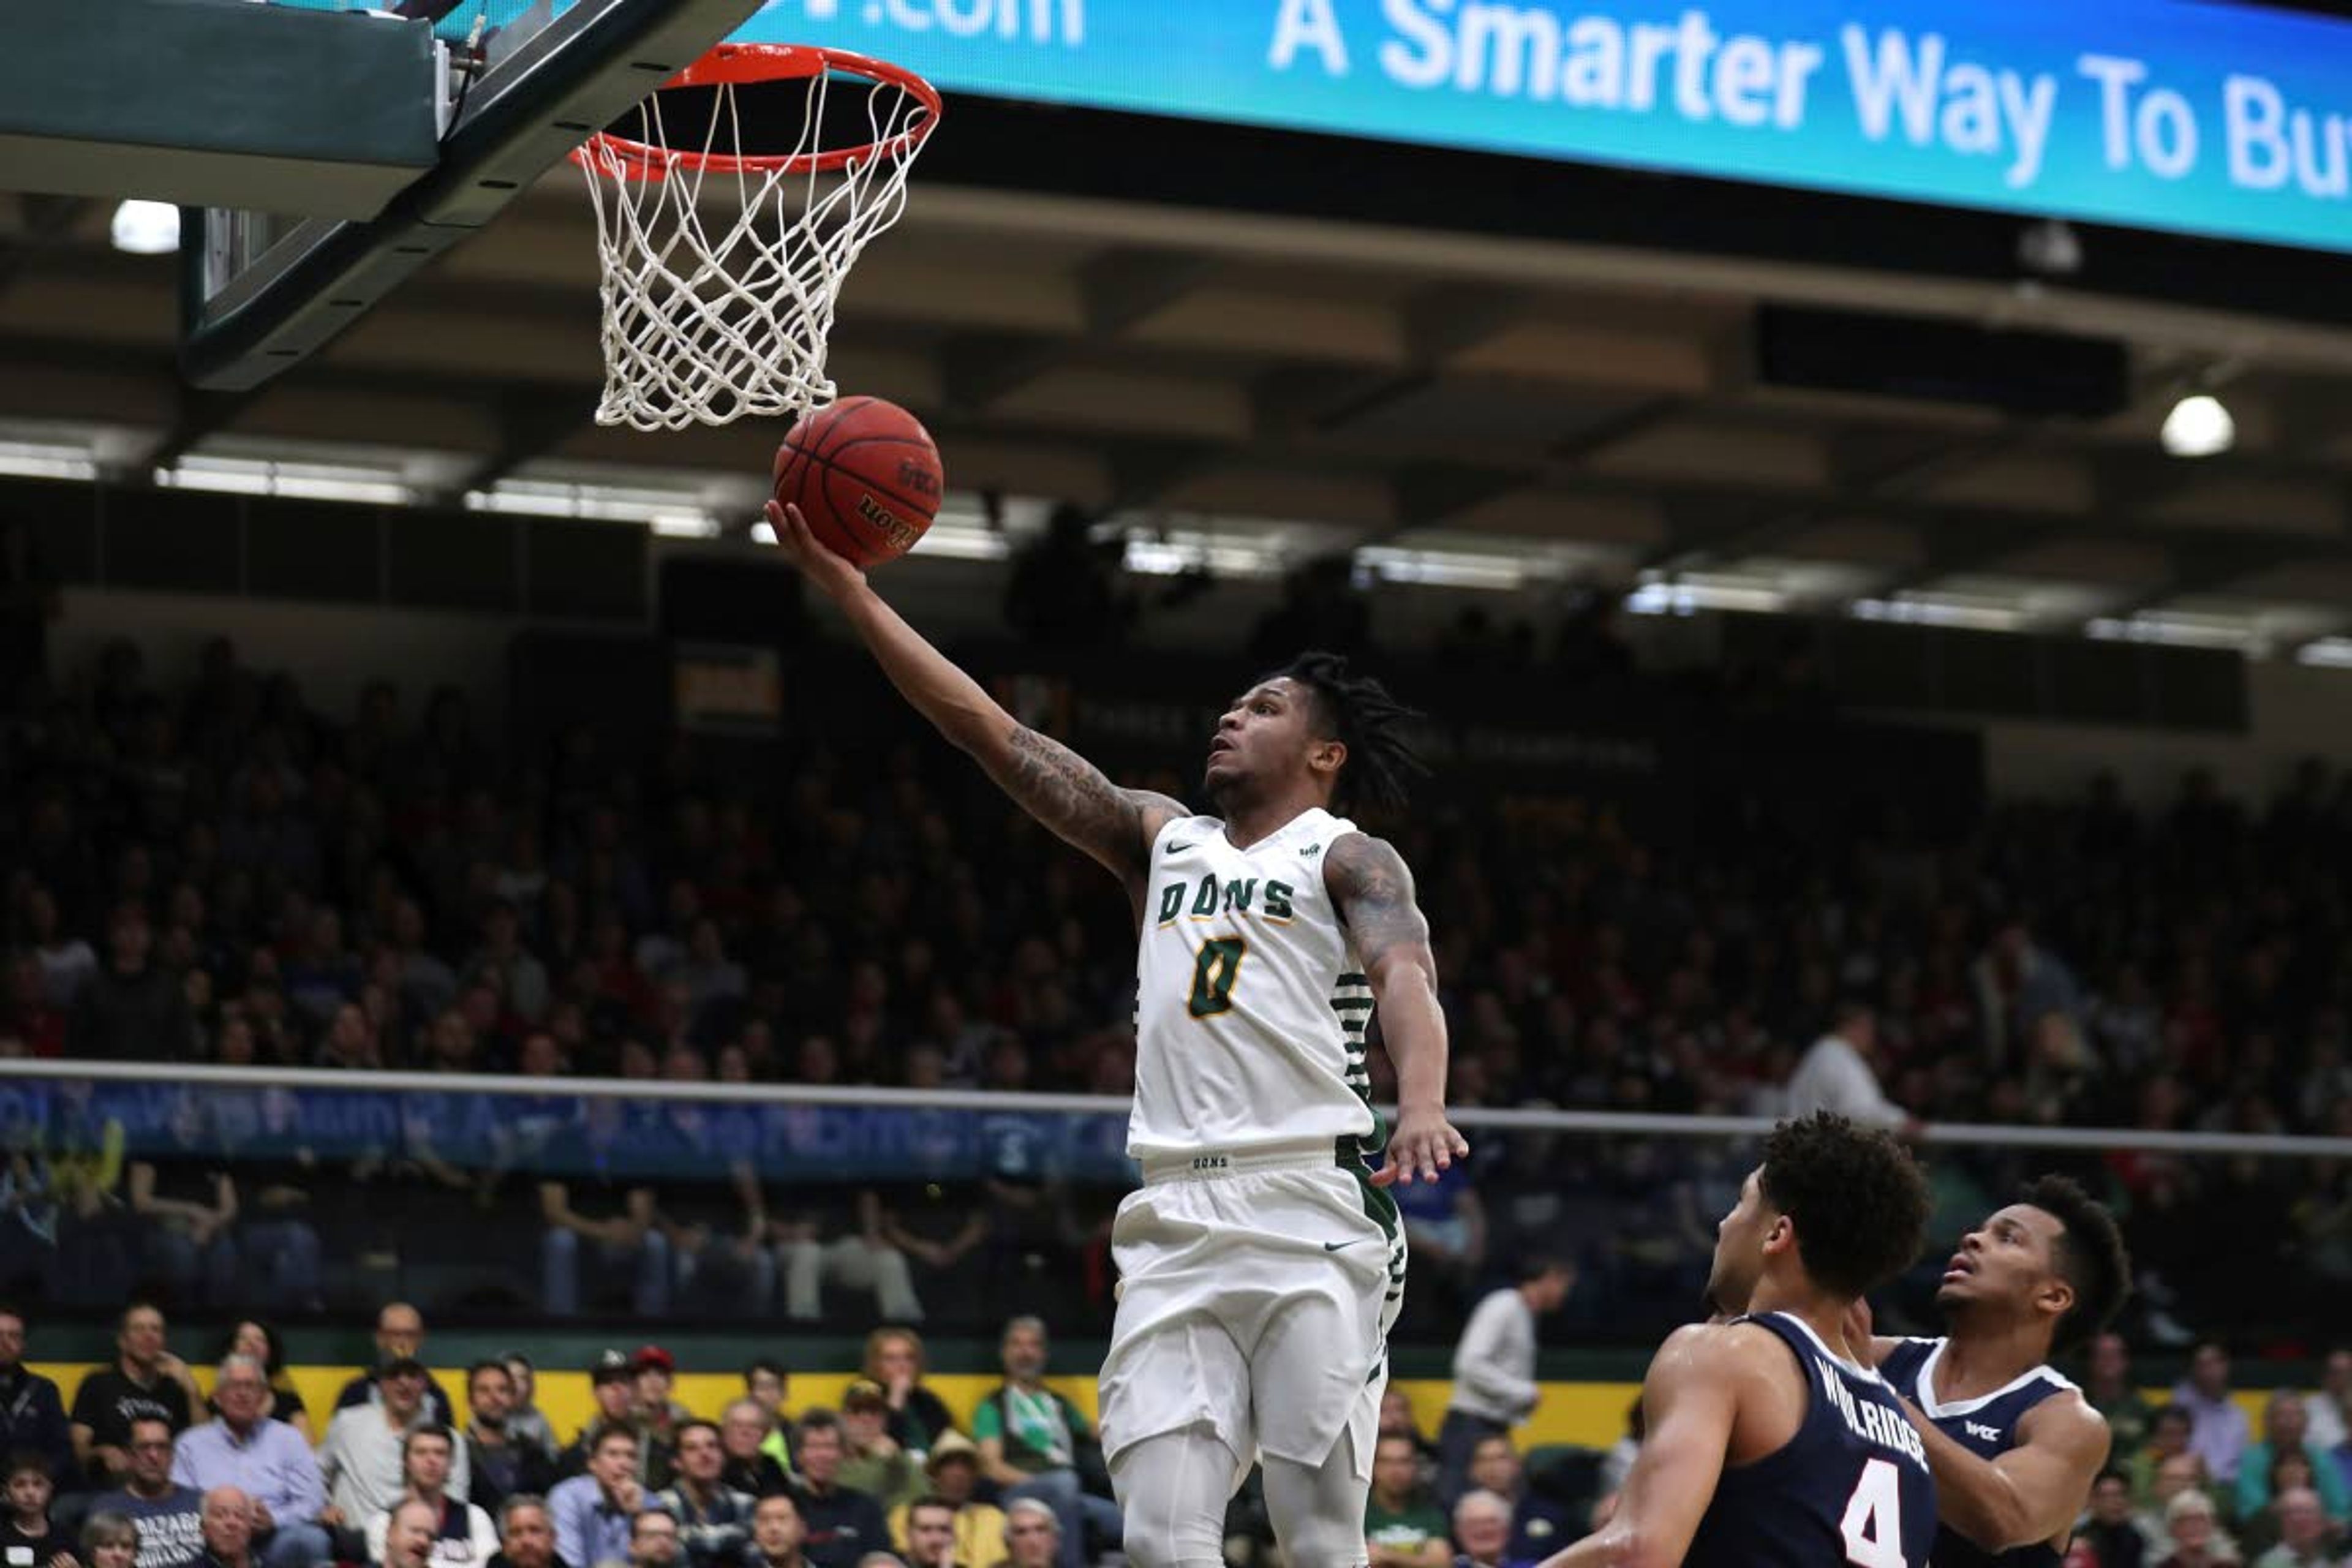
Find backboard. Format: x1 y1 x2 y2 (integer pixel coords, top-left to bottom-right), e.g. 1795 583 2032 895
176 0 767 391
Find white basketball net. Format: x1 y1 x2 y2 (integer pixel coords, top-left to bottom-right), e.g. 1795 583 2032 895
576 56 936 432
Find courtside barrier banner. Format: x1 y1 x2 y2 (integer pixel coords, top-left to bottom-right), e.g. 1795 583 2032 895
739 0 2352 254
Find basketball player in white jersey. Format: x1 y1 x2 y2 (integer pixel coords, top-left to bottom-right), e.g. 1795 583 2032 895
769 499 1468 1568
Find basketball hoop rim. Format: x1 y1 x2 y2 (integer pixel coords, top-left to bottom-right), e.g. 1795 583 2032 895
572 42 942 181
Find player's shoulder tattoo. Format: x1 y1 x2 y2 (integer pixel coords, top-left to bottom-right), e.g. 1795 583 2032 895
1323 831 1428 960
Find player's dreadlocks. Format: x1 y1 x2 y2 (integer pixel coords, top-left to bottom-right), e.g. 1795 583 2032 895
1267 650 1428 813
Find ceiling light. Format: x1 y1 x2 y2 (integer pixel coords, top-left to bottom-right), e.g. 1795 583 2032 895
2160 393 2235 458
109 200 181 255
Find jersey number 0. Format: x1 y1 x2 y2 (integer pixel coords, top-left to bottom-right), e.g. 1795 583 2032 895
1188 938 1247 1017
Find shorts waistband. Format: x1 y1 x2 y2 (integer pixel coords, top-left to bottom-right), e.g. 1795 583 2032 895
1139 1139 1346 1185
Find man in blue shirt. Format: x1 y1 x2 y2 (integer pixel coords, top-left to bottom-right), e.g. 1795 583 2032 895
172 1357 328 1568
551 1428 643 1568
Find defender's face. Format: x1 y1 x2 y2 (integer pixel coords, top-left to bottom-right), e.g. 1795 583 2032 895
1703 1168 1771 1317
1938 1204 2065 1316
1204 679 1322 801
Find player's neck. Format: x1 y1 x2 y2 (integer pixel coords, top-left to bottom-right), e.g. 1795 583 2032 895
1743 1276 1852 1360
1936 1308 2054 1398
1218 785 1325 850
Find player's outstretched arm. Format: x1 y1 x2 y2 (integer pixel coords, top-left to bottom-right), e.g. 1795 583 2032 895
1902 1391 2109 1553
768 500 1185 887
1325 832 1468 1186
1536 1325 1744 1568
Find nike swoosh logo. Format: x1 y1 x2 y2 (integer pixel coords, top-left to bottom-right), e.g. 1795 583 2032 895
1324 1239 1364 1252
1167 842 1195 853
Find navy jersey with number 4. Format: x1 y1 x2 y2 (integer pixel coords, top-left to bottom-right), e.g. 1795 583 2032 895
1880 1337 2075 1568
1684 1312 1937 1568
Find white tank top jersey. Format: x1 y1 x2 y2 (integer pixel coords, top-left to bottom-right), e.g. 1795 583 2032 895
1129 805 1381 1161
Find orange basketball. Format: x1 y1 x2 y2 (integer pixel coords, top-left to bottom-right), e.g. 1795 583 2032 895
772 396 943 568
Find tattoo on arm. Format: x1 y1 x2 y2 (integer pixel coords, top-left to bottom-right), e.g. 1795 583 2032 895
996 726 1183 880
1325 833 1433 976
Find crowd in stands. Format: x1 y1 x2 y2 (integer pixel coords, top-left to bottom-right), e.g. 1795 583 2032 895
0 1300 1145 1568
0 632 2347 1343
2068 1335 2352 1567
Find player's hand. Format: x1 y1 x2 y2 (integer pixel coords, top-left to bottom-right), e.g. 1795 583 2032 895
1372 1104 1468 1186
765 500 866 601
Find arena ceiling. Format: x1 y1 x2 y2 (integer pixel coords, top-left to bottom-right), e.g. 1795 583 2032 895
6 175 2352 654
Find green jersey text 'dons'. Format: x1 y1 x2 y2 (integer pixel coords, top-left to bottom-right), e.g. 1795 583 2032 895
1128 807 1379 1162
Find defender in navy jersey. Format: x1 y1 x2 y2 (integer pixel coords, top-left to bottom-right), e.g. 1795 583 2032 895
1870 1177 2132 1568
1537 1113 1935 1568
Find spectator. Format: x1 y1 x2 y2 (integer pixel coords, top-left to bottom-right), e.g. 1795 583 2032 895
2157 1490 2239 1568
887 1438 999 1568
629 1353 691 1458
198 1487 263 1568
363 1427 496 1568
548 1430 643 1568
559 1357 669 1494
335 1306 458 1430
1365 1434 1449 1568
835 1387 916 1515
2239 1393 2352 1526
71 1305 199 1488
1378 1390 1439 1494
894 1500 951 1568
82 1512 141 1568
2305 1352 2351 1455
1395 1163 1486 1320
1784 1001 1918 1134
486 1498 564 1568
538 1104 668 1318
2132 1409 2200 1507
778 1193 919 1327
715 1406 790 1502
126 1096 238 1308
72 904 192 1063
498 1362 558 1469
559 1361 635 1483
625 1509 679 1568
319 1359 471 1529
170 1357 330 1568
785 1414 887 1568
857 1336 952 1463
3 1449 74 1566
655 1423 755 1568
970 1322 1115 1568
739 1497 803 1568
1463 1436 1570 1564
741 1367 791 1477
1439 1261 1574 1504
2175 1346 2255 1487
1449 1490 1519 1568
2091 1333 2158 1462
990 1499 1056 1568
383 1500 441 1568
95 1417 205 1568
0 1306 72 1485
2137 1455 2234 1561
1973 915 2083 1068
2251 1488 2335 1568
2077 1470 2150 1568
466 1363 557 1520
213 1324 310 1444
